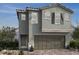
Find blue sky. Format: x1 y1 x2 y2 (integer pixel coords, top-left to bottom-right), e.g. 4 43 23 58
0 3 79 28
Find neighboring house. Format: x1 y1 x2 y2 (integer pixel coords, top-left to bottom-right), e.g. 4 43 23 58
16 3 74 50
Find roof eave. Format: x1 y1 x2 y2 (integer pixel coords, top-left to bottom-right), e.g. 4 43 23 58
40 3 74 14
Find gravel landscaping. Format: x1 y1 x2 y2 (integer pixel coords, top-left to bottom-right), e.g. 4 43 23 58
0 49 79 55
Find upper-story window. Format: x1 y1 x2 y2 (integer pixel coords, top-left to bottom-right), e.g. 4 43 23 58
51 13 55 24
31 12 38 24
60 13 64 24
21 14 26 21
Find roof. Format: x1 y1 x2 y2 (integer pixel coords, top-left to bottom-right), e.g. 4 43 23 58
16 3 73 13
40 3 73 13
16 9 26 13
16 7 40 13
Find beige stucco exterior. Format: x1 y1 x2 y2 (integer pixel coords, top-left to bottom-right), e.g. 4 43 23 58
42 7 73 32
16 3 74 50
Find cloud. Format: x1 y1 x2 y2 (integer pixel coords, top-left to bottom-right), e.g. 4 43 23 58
0 9 16 14
2 4 18 10
0 4 18 14
0 4 19 28
0 15 18 28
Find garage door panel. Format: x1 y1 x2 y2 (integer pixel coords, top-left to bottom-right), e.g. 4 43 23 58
39 39 43 50
34 38 38 49
42 37 46 49
47 39 51 49
50 39 54 49
34 35 64 50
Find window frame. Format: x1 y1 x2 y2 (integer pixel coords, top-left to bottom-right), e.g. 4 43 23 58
21 13 26 21
51 13 55 24
31 12 38 24
60 13 64 24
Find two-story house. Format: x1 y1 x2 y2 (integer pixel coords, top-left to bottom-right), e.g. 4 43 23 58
16 3 74 50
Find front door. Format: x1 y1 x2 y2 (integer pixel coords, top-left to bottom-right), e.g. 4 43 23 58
20 35 28 49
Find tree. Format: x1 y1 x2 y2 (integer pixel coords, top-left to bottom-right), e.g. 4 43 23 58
72 27 79 40
0 26 16 41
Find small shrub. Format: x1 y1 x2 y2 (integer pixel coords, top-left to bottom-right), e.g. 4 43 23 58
69 40 77 48
69 40 79 49
0 47 2 51
77 41 79 49
19 50 24 55
0 41 18 50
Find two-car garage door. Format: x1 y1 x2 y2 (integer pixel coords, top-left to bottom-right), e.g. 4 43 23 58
34 35 65 50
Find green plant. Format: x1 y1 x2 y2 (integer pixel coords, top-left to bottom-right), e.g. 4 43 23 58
69 40 79 49
0 47 2 51
72 27 79 39
0 41 18 50
69 40 77 48
0 26 16 42
19 50 24 55
77 40 79 49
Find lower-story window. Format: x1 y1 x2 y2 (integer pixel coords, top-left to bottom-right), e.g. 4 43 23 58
20 35 28 46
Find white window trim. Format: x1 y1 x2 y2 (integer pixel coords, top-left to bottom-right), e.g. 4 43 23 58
21 13 26 21
30 12 38 24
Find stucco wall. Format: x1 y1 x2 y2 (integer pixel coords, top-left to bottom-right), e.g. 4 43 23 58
42 7 73 32
19 13 29 34
32 7 73 35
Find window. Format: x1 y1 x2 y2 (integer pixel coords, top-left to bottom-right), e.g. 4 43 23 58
21 14 26 21
31 12 38 24
60 13 64 24
21 35 27 46
51 13 55 24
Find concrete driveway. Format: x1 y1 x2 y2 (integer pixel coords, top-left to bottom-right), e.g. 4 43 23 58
0 49 79 55
24 49 79 55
